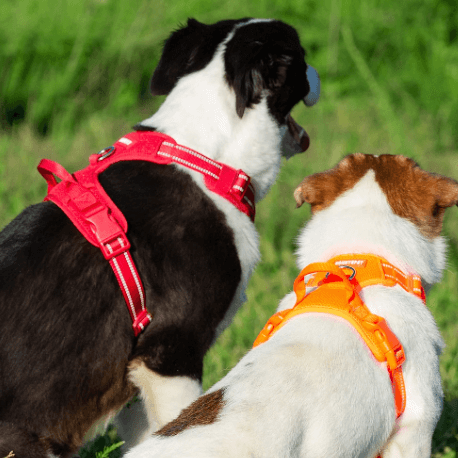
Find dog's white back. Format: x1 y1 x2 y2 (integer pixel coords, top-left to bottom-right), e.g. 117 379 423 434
113 18 320 449
126 154 457 458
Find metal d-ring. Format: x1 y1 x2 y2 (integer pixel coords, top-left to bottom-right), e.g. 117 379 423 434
97 146 115 161
325 265 357 281
339 265 356 280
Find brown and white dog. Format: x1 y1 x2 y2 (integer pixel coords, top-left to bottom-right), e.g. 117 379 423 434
126 154 454 458
0 18 319 458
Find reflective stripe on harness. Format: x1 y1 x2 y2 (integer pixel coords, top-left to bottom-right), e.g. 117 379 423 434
38 131 256 336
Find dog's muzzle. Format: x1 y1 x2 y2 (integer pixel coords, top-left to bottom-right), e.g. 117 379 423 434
281 65 320 157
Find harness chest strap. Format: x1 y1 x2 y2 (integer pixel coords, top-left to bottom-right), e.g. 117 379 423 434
253 255 425 420
38 131 256 336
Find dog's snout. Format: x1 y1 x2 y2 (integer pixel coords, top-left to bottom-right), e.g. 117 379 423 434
303 66 320 107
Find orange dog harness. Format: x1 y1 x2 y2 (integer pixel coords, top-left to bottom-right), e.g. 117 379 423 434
254 254 425 420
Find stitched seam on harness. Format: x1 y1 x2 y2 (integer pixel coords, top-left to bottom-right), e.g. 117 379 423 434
117 237 145 310
158 151 220 180
162 142 222 169
107 243 137 319
122 250 145 309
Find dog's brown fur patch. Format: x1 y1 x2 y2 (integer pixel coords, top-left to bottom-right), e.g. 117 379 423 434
294 154 458 238
157 388 225 437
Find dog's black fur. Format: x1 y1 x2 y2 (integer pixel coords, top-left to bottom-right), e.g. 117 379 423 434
148 18 310 120
0 163 240 456
0 18 313 457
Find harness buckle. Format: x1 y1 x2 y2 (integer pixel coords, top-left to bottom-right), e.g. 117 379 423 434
229 171 251 199
408 274 422 297
84 205 131 260
253 312 286 347
99 233 131 260
362 316 405 371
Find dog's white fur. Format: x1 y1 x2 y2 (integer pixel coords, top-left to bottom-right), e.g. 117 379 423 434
125 164 447 458
114 19 319 447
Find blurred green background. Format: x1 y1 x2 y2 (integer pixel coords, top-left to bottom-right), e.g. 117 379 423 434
1 0 457 456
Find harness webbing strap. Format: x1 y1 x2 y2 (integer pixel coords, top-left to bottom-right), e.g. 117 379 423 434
106 237 150 335
156 139 255 220
38 158 152 337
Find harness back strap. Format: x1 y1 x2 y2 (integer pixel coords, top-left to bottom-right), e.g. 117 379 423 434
252 255 424 419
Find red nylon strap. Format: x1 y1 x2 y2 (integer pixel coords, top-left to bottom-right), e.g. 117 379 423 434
155 138 255 220
37 131 255 336
37 158 152 337
106 238 151 335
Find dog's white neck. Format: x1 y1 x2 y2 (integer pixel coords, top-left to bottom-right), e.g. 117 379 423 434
139 43 284 202
296 171 446 289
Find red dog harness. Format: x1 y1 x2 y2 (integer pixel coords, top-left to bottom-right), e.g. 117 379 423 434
38 131 255 336
254 254 425 424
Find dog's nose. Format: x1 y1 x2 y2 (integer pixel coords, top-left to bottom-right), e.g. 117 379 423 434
303 65 320 107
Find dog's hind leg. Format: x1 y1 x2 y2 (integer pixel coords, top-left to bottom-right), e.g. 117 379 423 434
379 418 436 458
0 422 53 458
115 361 201 451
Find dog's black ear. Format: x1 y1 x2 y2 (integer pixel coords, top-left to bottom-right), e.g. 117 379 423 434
150 19 237 96
224 25 309 119
225 43 292 118
150 19 206 96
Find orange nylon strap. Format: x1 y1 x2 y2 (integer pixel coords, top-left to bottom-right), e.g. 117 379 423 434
253 255 419 420
326 254 424 301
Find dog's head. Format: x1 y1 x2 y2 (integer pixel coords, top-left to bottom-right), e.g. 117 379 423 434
149 18 320 156
294 154 458 238
294 154 458 283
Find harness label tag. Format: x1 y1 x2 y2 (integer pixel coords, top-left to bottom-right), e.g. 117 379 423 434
334 259 367 268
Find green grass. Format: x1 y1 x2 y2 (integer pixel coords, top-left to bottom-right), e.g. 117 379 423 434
1 0 458 456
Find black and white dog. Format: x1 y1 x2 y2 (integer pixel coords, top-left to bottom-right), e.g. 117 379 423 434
0 18 319 458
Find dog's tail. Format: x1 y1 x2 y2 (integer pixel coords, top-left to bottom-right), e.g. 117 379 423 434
0 422 49 458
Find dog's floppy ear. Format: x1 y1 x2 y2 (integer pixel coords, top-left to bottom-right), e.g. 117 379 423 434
427 175 458 236
150 19 206 96
293 158 360 213
294 173 333 212
434 176 458 209
294 154 376 212
294 183 308 208
225 38 299 118
150 19 238 96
